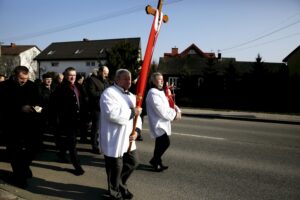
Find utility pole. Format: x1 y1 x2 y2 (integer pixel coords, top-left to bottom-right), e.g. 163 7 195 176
0 42 3 72
0 41 3 57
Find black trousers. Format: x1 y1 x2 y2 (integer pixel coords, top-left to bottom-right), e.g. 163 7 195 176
151 133 170 165
6 139 35 179
90 110 100 150
4 114 40 183
104 150 138 199
57 125 82 170
5 127 39 180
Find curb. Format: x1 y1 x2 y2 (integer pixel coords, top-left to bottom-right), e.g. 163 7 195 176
181 108 300 125
182 113 300 125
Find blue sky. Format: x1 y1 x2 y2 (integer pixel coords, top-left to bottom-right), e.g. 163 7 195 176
0 0 299 63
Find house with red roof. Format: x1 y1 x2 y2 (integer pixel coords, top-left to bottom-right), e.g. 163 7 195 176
157 43 287 111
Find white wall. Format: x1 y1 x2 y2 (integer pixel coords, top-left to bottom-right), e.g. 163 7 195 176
20 47 41 80
40 60 99 77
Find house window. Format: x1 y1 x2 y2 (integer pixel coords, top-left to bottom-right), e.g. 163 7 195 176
51 62 59 67
86 61 96 67
74 49 83 54
47 50 55 55
168 77 178 88
99 48 105 54
188 49 196 55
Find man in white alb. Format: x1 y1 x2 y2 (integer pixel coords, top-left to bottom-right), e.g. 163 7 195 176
146 72 181 172
99 69 142 200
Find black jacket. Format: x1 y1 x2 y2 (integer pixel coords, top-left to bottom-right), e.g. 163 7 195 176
0 78 41 140
85 75 109 111
51 80 88 126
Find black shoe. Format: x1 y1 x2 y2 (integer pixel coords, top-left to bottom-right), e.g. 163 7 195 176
109 192 124 200
121 189 133 200
149 160 164 172
154 164 165 172
68 167 85 176
159 163 169 170
149 159 155 166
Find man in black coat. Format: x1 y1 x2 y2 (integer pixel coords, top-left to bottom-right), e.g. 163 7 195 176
85 66 110 154
51 67 87 176
0 66 42 188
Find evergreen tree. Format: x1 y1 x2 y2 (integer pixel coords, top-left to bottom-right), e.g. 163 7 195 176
104 41 141 80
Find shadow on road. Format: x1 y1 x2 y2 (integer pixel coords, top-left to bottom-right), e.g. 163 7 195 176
0 141 110 200
0 169 110 200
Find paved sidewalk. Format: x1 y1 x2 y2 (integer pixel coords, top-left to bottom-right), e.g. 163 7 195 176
0 187 26 200
181 107 300 125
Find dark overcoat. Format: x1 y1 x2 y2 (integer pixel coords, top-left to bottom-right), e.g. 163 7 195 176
51 80 88 130
0 77 41 144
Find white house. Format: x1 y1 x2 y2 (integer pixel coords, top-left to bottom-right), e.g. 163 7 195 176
34 37 142 78
0 43 41 80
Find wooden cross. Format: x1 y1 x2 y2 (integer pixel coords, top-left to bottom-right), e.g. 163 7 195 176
146 0 169 23
128 0 169 152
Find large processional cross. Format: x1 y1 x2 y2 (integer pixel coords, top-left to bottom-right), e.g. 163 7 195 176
128 0 168 151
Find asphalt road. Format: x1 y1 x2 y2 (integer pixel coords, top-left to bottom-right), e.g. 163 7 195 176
1 116 300 200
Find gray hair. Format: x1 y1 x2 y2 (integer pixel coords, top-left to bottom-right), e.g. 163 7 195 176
150 72 162 83
115 69 131 81
99 65 108 72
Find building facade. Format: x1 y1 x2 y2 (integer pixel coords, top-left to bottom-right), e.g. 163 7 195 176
0 43 41 80
157 44 288 112
34 37 142 78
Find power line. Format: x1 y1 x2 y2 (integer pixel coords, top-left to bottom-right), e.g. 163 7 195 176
220 18 300 52
223 31 300 54
254 12 300 37
0 0 183 42
0 5 144 41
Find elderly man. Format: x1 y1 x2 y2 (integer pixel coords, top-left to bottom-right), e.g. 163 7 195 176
85 65 110 153
0 66 42 188
99 69 142 200
146 72 181 172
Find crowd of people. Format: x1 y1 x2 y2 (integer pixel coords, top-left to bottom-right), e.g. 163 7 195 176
0 65 181 200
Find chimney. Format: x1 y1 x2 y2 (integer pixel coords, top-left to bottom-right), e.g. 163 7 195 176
171 47 178 55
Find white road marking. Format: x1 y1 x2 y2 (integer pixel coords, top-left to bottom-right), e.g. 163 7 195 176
143 128 226 140
173 132 226 140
